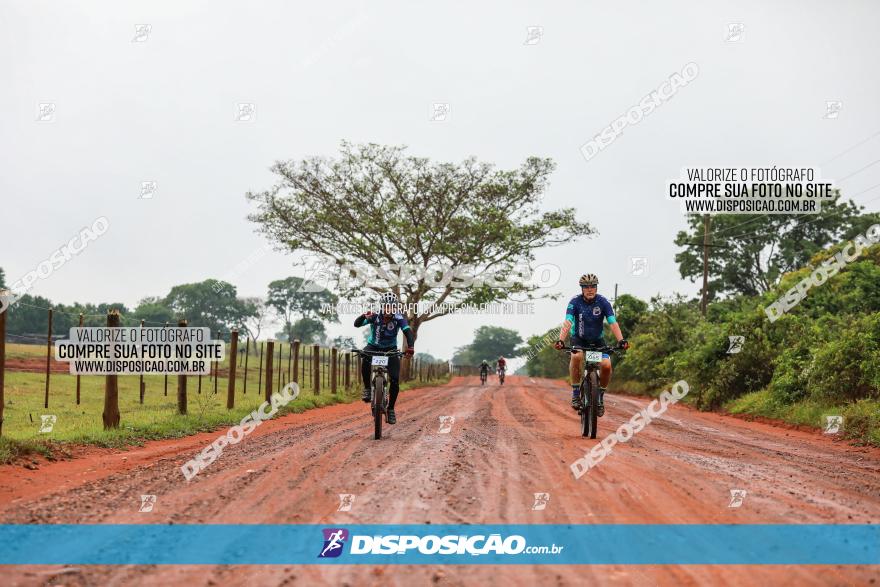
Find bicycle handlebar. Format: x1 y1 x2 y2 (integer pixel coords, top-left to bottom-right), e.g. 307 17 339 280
351 348 406 358
559 344 623 355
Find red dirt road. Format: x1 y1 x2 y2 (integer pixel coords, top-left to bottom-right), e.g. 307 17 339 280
2 376 878 586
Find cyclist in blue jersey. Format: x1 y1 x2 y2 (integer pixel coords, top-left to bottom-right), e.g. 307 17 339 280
553 274 629 414
354 292 415 424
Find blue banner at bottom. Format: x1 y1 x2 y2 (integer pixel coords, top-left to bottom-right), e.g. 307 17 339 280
0 524 876 565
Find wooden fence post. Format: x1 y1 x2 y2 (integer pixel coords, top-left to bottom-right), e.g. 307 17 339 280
213 331 219 395
44 308 52 408
102 310 121 429
243 337 250 394
264 340 274 403
331 347 338 394
138 318 145 404
77 313 84 405
288 341 293 383
227 330 238 409
177 319 188 414
312 344 320 395
0 294 5 436
258 341 264 392
292 340 300 384
277 341 283 394
163 321 169 396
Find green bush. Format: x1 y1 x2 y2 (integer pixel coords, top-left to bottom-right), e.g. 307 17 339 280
806 313 880 403
766 315 817 404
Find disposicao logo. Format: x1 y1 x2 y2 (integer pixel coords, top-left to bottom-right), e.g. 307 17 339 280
318 528 349 558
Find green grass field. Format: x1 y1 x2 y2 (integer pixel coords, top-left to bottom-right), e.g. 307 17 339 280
0 343 449 463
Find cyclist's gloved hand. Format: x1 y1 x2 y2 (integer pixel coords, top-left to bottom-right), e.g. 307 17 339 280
405 347 415 356
554 339 565 350
617 339 630 350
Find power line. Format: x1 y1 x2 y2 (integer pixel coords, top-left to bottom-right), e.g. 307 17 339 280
821 129 880 166
838 158 880 182
706 133 880 240
849 182 880 199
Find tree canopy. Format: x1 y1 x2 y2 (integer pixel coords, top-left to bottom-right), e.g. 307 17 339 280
674 196 880 298
452 325 523 365
266 276 338 341
163 279 255 335
246 142 594 338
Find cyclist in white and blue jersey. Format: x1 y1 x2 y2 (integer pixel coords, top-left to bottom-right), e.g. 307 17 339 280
354 292 415 424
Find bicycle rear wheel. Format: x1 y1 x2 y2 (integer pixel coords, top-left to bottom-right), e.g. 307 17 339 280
373 374 385 440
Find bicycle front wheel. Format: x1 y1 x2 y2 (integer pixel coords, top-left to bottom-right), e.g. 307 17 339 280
580 377 590 437
373 374 385 440
587 371 600 439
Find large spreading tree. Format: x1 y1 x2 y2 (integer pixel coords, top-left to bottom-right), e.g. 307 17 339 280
246 142 594 342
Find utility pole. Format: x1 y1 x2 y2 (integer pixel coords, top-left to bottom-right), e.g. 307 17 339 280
613 283 619 304
700 214 711 316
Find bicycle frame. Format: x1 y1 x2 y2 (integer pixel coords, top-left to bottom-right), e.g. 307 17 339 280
561 343 621 438
352 348 404 440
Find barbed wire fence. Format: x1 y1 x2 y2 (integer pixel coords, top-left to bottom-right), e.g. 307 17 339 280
0 301 450 436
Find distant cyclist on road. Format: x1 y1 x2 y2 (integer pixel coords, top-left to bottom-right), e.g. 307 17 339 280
479 360 490 377
553 274 628 414
496 356 506 377
354 292 415 424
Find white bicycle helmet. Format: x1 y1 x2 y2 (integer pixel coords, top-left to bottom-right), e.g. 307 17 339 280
379 292 398 305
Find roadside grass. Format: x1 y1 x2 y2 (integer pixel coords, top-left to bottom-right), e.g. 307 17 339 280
725 389 880 446
0 345 450 463
608 379 879 447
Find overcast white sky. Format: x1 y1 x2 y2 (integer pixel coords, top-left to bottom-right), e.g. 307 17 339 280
2 1 880 363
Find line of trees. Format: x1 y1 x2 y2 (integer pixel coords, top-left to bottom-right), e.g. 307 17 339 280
0 274 341 345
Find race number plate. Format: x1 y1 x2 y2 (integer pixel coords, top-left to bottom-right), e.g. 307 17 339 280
371 356 389 366
583 351 603 363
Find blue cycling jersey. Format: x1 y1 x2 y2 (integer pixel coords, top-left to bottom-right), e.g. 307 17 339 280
363 313 412 348
565 294 616 341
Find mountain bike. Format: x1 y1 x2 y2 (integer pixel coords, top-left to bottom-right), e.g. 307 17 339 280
352 348 405 440
559 343 623 438
497 368 505 385
480 369 488 385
